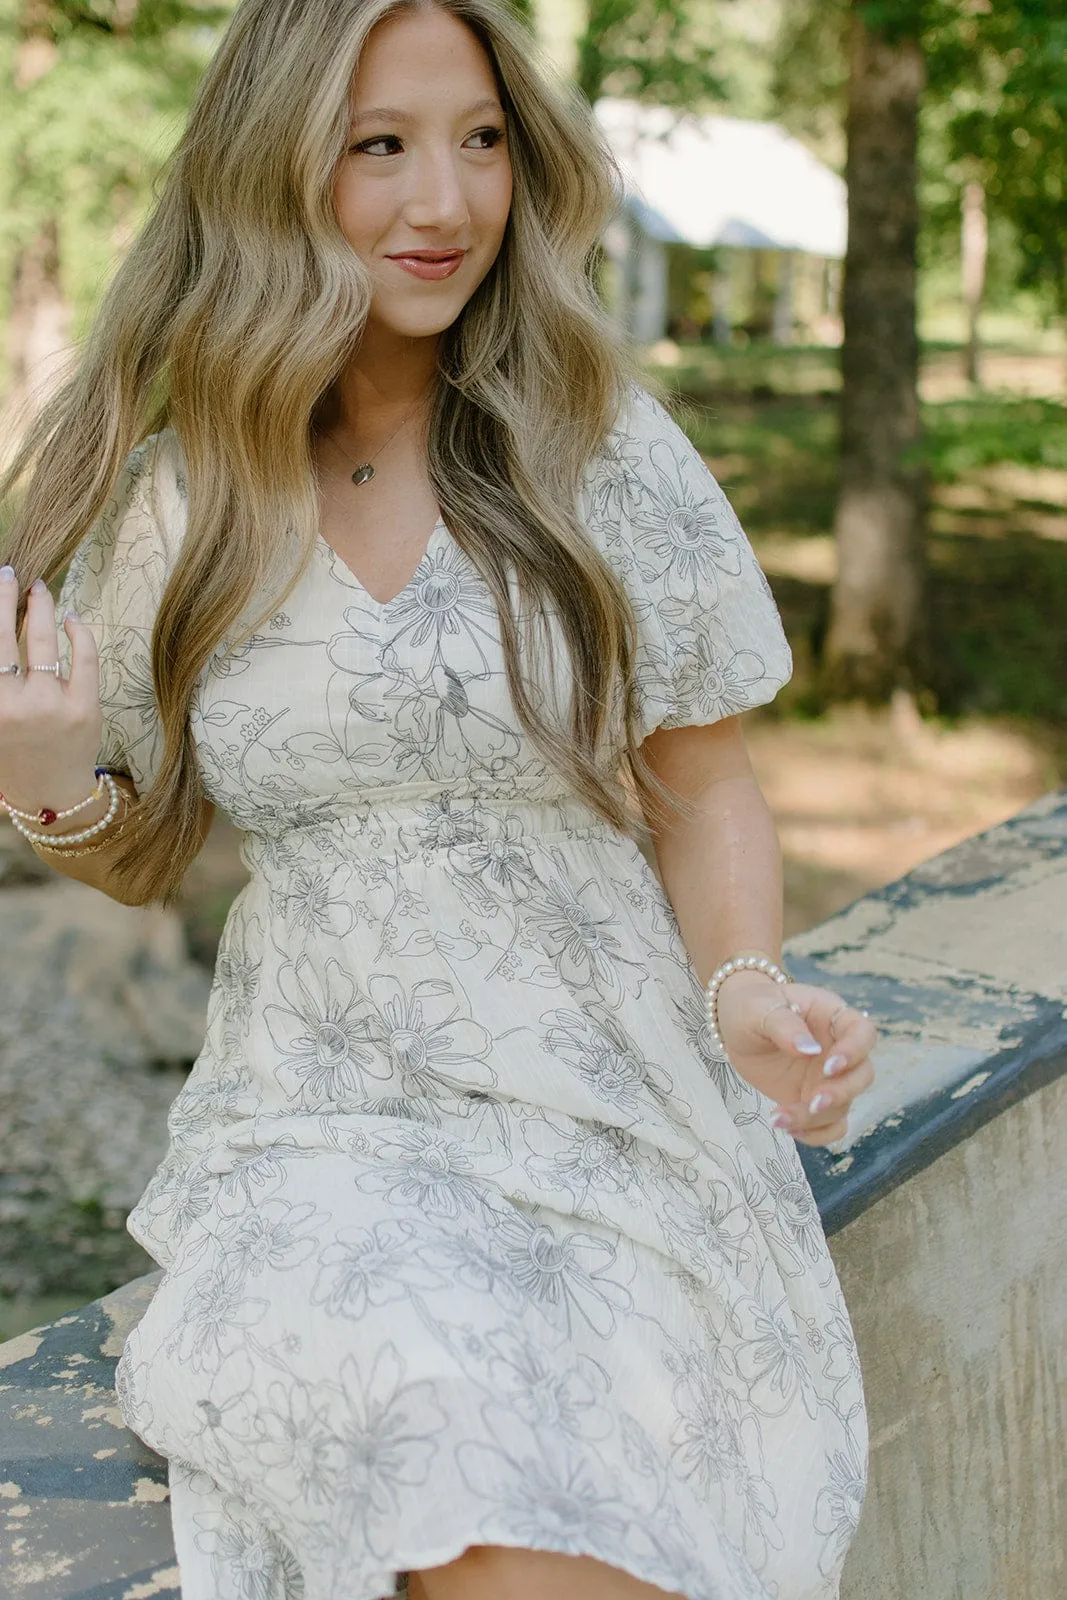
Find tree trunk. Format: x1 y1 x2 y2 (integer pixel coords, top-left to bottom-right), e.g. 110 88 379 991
5 219 70 427
824 9 926 701
962 180 988 389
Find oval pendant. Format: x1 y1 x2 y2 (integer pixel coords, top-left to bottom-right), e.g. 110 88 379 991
351 463 375 486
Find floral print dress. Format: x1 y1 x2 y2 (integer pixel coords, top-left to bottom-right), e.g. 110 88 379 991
58 388 866 1600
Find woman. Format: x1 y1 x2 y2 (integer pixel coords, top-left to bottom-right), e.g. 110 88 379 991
0 2 876 1597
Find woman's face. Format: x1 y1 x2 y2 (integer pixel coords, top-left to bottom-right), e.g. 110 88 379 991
334 6 514 344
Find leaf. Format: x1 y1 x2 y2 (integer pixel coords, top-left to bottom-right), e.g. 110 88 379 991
199 699 250 728
283 733 343 762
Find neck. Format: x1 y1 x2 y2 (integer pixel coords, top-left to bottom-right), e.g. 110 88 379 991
323 325 440 441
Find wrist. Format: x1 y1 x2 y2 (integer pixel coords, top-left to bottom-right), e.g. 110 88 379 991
1 769 102 818
704 951 792 1056
14 771 130 851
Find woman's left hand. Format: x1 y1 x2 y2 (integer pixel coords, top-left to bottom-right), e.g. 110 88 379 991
714 971 878 1147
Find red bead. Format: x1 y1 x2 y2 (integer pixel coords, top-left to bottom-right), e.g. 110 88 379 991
39 808 57 825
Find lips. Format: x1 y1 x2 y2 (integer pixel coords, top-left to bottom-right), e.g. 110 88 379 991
385 249 467 281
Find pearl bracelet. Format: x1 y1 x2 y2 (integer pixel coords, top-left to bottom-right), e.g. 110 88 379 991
704 950 793 1055
7 771 122 846
0 772 105 826
30 806 140 858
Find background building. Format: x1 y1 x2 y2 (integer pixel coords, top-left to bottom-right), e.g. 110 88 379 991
596 99 847 345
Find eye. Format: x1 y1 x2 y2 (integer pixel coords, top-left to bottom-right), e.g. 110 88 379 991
464 125 506 151
350 134 404 156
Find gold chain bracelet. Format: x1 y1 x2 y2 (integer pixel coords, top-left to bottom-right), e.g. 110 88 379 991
29 791 141 859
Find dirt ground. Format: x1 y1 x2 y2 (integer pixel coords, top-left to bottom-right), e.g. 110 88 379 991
177 698 1057 962
746 699 1055 934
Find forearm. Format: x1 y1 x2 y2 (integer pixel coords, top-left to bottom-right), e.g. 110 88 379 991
648 773 784 985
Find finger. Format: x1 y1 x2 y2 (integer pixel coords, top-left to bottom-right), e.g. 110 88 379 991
22 578 61 671
820 1014 878 1079
835 1009 877 1058
798 994 877 1054
784 992 877 1080
0 564 18 669
784 1058 876 1131
62 609 98 707
795 1117 850 1150
758 996 824 1062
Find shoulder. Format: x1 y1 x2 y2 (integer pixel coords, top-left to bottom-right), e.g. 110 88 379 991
113 428 188 564
580 384 753 590
582 383 726 524
61 429 188 613
589 383 707 477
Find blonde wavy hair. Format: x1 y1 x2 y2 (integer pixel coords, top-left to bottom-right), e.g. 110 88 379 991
1 0 673 907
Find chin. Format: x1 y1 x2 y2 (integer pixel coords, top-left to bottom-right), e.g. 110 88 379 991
367 272 495 343
380 309 466 340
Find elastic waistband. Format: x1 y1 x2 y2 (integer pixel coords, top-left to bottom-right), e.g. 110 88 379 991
239 793 635 871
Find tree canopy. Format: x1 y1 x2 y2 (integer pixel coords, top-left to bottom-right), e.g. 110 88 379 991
773 0 1067 320
1 0 229 352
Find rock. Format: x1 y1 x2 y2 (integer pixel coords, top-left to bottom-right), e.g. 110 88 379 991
0 870 211 1299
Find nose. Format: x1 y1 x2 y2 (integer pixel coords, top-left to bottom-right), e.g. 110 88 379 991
404 143 470 234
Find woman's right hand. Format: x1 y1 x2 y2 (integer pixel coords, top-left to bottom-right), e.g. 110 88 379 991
0 566 105 819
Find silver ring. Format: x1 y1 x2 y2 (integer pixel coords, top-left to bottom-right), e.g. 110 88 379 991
27 662 61 674
0 662 21 676
760 998 799 1031
828 1004 850 1039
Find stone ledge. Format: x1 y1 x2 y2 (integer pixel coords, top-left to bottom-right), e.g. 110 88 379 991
0 1275 174 1598
788 787 1067 1231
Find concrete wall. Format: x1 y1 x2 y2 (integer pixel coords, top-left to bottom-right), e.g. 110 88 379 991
835 1071 1067 1597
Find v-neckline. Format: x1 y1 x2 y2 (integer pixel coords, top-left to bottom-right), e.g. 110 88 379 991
314 516 447 612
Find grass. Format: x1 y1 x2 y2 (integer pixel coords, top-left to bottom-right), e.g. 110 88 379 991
920 396 1067 478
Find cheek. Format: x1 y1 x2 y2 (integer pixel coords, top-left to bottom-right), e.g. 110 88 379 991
477 165 513 241
333 173 387 253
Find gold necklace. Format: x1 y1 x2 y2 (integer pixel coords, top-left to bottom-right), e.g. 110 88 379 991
321 401 424 487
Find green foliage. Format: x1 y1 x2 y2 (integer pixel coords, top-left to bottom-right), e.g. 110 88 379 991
576 0 725 107
774 0 1067 317
645 344 1067 722
945 2 1067 313
770 0 847 166
0 0 233 346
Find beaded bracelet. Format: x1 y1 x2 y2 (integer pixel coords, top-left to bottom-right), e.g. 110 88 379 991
704 949 793 1056
7 771 122 847
0 775 106 827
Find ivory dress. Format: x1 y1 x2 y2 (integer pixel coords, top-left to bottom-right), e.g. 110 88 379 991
59 388 867 1600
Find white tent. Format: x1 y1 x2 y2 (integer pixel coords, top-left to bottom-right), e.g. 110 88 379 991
594 100 847 342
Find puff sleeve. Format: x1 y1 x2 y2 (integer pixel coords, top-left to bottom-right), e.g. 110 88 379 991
582 387 792 740
56 431 186 795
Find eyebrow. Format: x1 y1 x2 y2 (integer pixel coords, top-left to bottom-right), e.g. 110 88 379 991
350 98 505 125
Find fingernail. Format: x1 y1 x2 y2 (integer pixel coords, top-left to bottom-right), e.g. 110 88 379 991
794 1035 822 1056
823 1053 848 1076
30 577 47 594
809 1092 834 1115
771 1110 795 1132
0 564 14 582
64 610 79 624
